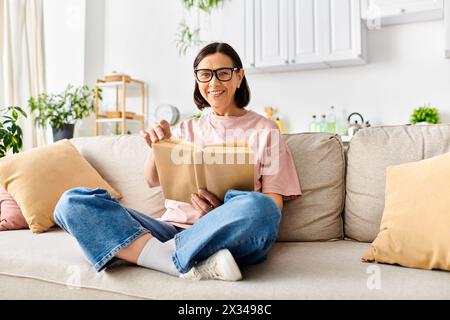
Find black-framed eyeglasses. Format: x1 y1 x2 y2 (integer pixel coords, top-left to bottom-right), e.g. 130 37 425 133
194 67 240 83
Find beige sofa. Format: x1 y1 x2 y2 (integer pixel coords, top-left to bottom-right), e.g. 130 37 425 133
1 124 449 299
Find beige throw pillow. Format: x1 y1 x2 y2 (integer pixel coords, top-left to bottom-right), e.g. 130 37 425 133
362 152 450 271
0 139 121 233
278 133 345 241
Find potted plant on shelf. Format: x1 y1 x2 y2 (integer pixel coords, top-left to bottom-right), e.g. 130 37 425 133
0 106 27 157
410 105 440 125
28 85 101 141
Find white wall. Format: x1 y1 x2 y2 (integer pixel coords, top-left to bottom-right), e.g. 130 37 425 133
84 0 105 88
43 0 106 137
78 0 105 136
103 0 196 129
43 0 86 141
101 0 450 135
44 0 86 93
40 0 450 136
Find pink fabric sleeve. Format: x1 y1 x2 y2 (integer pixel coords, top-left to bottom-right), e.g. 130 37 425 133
170 121 185 140
162 199 202 224
260 122 302 201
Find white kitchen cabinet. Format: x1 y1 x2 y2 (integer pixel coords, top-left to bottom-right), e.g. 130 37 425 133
253 0 327 70
253 0 366 71
361 0 444 27
200 0 366 73
323 0 366 66
288 0 328 69
254 0 289 68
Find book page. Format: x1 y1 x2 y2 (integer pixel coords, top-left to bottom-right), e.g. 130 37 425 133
152 140 198 203
202 145 255 201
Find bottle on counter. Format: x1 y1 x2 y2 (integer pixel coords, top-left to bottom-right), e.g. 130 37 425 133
309 115 318 132
319 115 327 132
326 106 337 134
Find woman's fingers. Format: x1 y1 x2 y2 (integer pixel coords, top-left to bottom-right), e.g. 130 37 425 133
191 194 208 216
197 189 222 208
140 130 152 148
140 121 172 149
192 194 209 213
191 190 222 218
154 125 165 140
159 120 170 133
149 129 159 143
191 200 205 216
192 193 216 215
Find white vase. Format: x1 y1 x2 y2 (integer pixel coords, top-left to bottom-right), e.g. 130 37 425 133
415 122 433 125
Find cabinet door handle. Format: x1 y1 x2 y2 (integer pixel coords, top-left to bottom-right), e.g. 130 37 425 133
291 59 296 64
284 59 289 64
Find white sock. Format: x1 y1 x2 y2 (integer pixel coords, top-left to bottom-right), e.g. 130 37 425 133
137 238 180 276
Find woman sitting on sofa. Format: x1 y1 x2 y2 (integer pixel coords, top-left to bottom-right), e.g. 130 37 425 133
54 42 301 281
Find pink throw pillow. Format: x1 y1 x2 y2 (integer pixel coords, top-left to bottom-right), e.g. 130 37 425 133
0 186 28 231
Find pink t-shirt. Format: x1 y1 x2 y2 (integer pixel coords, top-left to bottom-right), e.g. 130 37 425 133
159 110 302 228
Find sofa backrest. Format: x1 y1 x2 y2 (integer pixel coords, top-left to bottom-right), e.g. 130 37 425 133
71 132 346 242
72 125 450 244
345 124 450 242
279 133 345 242
71 135 166 218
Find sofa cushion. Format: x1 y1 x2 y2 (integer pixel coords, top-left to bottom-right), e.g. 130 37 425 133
71 135 166 218
1 229 449 299
362 153 450 271
0 139 122 233
0 186 27 231
278 133 345 241
345 124 450 242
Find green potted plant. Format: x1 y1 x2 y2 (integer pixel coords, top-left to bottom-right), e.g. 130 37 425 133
28 84 101 141
410 105 440 125
175 0 225 56
0 106 27 157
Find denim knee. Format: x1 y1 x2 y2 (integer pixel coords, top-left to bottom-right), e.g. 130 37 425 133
54 187 100 229
245 192 281 217
235 191 281 238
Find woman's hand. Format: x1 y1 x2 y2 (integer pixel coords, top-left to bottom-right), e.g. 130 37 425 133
191 189 223 216
140 120 172 148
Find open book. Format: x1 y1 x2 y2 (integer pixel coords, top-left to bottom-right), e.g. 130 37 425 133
152 139 255 203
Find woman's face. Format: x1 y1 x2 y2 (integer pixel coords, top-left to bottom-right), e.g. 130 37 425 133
195 52 244 113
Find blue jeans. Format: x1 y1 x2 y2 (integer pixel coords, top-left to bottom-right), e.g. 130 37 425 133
54 187 281 273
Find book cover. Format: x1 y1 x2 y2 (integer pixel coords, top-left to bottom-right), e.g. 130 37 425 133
152 139 255 203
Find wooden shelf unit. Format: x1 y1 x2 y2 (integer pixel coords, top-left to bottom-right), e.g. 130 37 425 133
94 76 146 135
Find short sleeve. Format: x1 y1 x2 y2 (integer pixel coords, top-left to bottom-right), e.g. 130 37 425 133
260 123 302 201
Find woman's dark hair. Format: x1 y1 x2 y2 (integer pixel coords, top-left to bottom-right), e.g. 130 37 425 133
193 42 251 110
